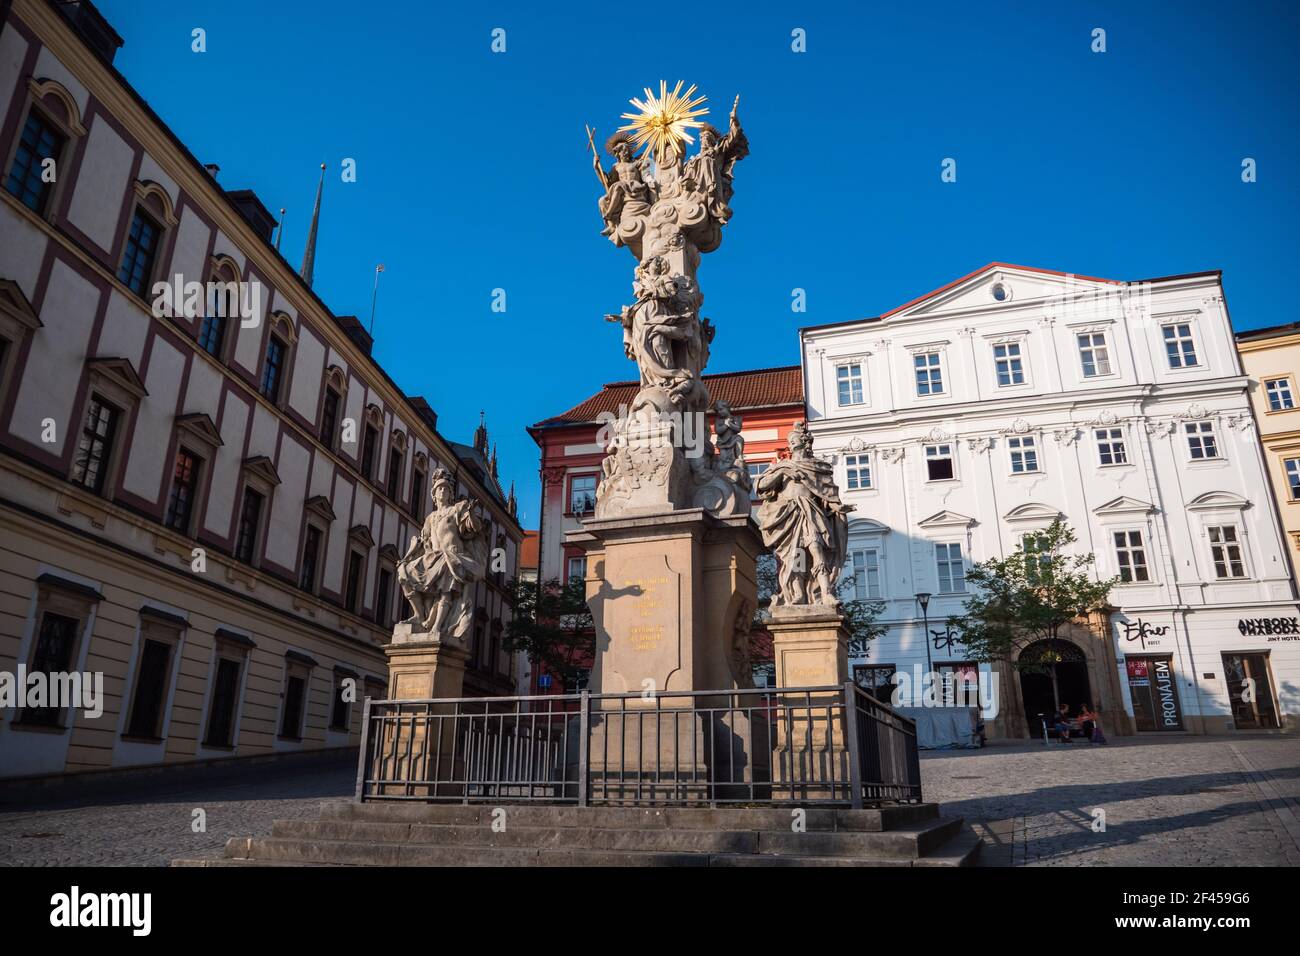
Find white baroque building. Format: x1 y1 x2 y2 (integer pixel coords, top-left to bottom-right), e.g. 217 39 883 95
802 263 1299 737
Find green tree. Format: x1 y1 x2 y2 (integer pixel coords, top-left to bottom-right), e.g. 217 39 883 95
949 520 1116 712
753 556 886 659
501 576 594 690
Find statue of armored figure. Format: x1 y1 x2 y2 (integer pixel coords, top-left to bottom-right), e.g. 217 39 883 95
755 423 854 611
395 468 489 643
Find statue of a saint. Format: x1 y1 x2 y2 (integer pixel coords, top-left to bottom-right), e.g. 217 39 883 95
396 468 489 641
712 400 750 490
755 423 853 610
593 132 652 244
683 99 749 224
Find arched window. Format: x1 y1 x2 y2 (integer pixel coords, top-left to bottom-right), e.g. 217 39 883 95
3 78 86 217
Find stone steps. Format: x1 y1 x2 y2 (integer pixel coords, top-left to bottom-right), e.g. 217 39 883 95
172 800 980 867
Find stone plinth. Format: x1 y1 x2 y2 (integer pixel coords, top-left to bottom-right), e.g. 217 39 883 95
767 608 852 798
380 632 469 798
566 508 762 702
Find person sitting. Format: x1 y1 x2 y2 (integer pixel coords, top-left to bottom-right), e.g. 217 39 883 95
1077 703 1095 740
1053 705 1073 743
1079 704 1107 745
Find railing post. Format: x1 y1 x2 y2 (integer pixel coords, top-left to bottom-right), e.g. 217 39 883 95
843 682 864 810
578 690 590 807
354 696 372 802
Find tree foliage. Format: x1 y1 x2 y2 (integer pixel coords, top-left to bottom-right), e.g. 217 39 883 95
501 576 594 686
949 520 1116 671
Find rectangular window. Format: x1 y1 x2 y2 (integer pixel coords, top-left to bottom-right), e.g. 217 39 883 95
360 424 378 479
320 387 340 448
344 550 364 613
567 555 588 583
1077 332 1112 377
914 352 944 396
5 109 65 213
126 638 173 739
844 453 872 490
1113 530 1150 583
386 447 404 501
1265 377 1295 412
569 475 597 514
746 461 770 481
1185 421 1220 460
164 448 202 534
330 674 350 731
261 335 287 402
993 342 1025 386
924 443 955 481
853 664 897 703
1286 458 1300 500
69 396 120 495
234 488 264 564
15 612 79 726
375 568 393 627
300 525 323 593
1095 427 1128 466
197 313 225 357
1008 435 1039 473
850 548 882 599
204 656 242 747
410 466 426 515
1162 323 1198 368
836 363 864 406
936 542 965 593
1022 533 1052 583
279 674 306 740
117 208 161 296
1208 526 1246 579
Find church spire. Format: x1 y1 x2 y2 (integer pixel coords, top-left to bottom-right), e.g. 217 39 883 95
473 410 489 455
489 442 499 481
507 481 517 518
300 163 325 287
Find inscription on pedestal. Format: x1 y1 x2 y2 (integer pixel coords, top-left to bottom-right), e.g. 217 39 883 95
605 554 682 693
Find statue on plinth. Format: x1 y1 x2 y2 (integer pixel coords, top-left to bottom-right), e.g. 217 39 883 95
586 81 752 519
395 468 488 643
755 423 854 611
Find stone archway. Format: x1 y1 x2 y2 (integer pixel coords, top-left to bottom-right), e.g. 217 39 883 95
1016 639 1090 737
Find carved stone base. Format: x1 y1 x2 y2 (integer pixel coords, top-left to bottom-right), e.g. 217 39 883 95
767 607 851 690
566 508 763 702
384 636 468 701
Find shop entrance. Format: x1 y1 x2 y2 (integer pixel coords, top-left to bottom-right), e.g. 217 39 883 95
1017 639 1091 737
1222 652 1280 729
1125 656 1183 731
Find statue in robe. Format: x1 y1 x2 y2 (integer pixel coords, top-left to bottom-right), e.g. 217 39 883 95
396 468 489 641
593 132 653 245
755 423 853 610
682 99 749 224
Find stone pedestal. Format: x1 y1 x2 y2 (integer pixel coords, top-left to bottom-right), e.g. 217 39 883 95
566 508 762 701
380 630 469 797
767 608 852 799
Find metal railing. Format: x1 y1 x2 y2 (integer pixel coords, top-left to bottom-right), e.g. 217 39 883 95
355 682 921 808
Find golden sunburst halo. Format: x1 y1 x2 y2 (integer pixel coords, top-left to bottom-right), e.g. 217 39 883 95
617 80 709 161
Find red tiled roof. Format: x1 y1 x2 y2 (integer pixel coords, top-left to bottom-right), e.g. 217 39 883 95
535 365 804 428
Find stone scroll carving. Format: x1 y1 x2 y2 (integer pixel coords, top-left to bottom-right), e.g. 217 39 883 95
755 423 854 611
588 83 751 519
393 468 489 645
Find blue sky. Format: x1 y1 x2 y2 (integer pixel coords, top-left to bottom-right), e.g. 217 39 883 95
98 0 1300 526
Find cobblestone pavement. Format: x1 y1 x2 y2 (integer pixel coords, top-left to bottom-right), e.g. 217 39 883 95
921 734 1300 866
0 757 355 867
1 735 1297 866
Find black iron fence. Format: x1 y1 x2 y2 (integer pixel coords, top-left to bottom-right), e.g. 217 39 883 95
356 683 921 807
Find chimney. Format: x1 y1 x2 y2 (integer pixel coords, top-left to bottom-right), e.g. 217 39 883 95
204 164 220 180
335 314 372 355
225 189 276 243
58 1 124 65
408 397 438 432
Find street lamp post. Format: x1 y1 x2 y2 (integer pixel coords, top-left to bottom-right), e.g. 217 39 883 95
915 592 934 690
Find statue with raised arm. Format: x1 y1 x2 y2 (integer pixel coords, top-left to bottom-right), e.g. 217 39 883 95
683 97 749 225
591 130 653 247
395 468 489 643
755 422 854 610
